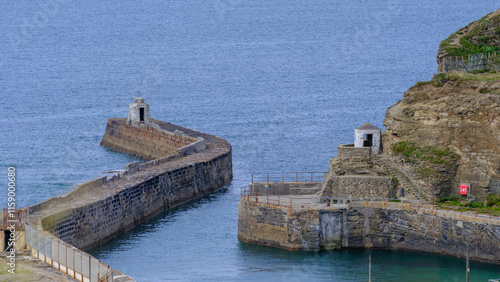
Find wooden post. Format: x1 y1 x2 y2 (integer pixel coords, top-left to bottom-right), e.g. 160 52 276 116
89 256 92 282
466 244 470 282
369 254 372 282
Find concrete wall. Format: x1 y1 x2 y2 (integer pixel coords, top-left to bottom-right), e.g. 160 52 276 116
238 200 500 264
322 175 394 198
337 144 371 160
100 118 198 160
29 118 232 251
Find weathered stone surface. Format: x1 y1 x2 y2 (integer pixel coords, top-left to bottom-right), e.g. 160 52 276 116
30 119 232 251
383 80 500 200
238 200 500 264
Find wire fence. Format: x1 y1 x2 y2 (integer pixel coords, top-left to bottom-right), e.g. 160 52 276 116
25 224 113 282
251 172 325 184
443 51 500 72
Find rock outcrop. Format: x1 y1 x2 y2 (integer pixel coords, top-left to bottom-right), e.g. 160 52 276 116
383 76 500 200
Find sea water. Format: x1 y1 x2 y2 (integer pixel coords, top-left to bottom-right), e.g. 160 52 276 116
1 0 500 280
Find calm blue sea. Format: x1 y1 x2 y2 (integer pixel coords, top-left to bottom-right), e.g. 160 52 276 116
1 0 499 280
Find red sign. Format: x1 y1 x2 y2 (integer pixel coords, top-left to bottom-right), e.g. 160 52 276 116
459 184 468 195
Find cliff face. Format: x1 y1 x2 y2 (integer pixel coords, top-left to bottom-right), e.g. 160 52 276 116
383 9 500 201
383 77 500 200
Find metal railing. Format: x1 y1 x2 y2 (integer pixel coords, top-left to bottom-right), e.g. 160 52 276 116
240 187 420 209
443 51 500 72
240 187 500 223
25 224 113 282
251 172 326 184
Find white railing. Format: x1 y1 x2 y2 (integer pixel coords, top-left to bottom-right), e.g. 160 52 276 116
25 224 112 282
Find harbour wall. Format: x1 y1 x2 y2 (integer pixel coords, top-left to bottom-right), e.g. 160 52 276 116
100 118 204 160
238 199 500 264
29 118 232 252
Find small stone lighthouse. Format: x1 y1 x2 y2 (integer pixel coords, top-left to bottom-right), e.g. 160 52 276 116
354 123 381 155
127 97 151 126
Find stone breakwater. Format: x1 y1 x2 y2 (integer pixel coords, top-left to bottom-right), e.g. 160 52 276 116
28 118 232 252
238 198 500 264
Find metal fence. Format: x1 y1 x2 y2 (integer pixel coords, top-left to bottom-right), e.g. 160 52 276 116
240 186 420 209
251 172 325 184
240 187 500 224
443 51 500 72
25 224 113 282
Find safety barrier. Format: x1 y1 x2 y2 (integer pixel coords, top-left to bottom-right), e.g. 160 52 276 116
251 172 325 184
443 51 500 72
240 187 500 224
25 224 112 282
240 187 420 209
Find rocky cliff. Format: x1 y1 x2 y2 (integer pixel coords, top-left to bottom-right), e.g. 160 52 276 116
383 10 500 201
383 70 500 201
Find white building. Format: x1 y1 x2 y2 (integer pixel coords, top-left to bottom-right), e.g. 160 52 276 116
354 123 381 155
127 97 151 126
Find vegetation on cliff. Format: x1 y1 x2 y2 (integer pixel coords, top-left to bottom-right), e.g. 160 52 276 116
391 141 460 187
439 9 500 57
436 195 500 216
415 70 500 87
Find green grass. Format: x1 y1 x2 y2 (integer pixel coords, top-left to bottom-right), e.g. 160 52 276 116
440 12 500 57
391 141 460 165
391 141 460 179
415 72 500 88
445 36 499 57
436 195 500 216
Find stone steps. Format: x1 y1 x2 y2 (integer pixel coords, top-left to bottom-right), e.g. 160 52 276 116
374 155 430 203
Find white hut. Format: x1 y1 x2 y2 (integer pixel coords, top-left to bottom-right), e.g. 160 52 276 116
127 97 151 126
354 123 381 155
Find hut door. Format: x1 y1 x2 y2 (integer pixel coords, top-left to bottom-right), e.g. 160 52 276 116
140 108 145 121
363 134 373 147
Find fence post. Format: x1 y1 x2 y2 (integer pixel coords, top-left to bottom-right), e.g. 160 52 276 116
57 241 60 270
43 234 46 263
89 256 91 282
311 172 313 182
290 198 292 208
296 172 298 183
278 195 280 206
